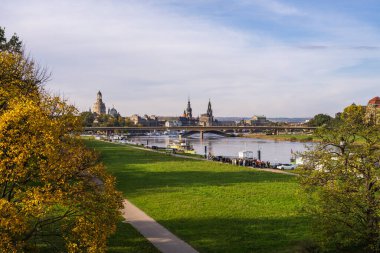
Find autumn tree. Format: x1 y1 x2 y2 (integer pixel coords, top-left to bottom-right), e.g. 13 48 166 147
307 113 333 127
299 104 380 252
0 31 122 252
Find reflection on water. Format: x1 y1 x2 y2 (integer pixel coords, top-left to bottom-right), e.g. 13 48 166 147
129 134 312 163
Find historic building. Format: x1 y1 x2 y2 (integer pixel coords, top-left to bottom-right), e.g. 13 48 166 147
365 96 380 124
108 106 119 118
199 100 214 126
183 98 193 119
367 96 380 108
179 98 197 126
130 114 159 126
244 115 271 126
91 91 121 118
92 91 106 115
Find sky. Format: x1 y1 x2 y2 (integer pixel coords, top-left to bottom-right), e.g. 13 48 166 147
1 0 380 117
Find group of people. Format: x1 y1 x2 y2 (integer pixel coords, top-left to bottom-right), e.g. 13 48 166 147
208 154 272 168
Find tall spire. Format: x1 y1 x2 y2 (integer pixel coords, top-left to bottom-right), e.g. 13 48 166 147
186 97 192 118
207 99 212 117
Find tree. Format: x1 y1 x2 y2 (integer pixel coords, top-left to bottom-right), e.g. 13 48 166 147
125 117 134 127
299 104 380 252
0 32 122 252
307 113 333 127
0 27 22 53
80 111 96 127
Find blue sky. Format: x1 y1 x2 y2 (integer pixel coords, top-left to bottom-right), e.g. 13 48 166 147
1 0 379 117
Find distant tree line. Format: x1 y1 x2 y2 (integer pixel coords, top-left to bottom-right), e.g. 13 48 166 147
79 111 134 127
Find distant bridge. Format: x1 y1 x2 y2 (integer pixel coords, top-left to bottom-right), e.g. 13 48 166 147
84 125 316 139
181 130 232 138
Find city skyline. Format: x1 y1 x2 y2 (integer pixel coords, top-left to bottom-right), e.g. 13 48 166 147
1 0 379 117
90 90 216 118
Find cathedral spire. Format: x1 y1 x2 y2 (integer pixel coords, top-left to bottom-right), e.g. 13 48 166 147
207 99 213 117
185 97 192 119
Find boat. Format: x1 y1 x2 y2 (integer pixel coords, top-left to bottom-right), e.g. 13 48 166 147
167 139 196 154
238 150 254 159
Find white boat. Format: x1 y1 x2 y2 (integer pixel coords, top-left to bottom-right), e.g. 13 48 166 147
167 139 196 154
238 150 254 159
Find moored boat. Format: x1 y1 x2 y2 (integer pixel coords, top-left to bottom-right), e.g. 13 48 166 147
167 139 196 154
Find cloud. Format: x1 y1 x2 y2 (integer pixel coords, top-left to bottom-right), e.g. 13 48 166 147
245 0 304 16
1 0 380 117
351 46 380 51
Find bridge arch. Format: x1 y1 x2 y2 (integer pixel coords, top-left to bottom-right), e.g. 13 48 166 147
181 130 232 138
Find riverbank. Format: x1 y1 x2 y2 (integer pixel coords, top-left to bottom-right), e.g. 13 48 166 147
85 139 312 253
243 133 320 143
129 134 309 163
110 139 298 176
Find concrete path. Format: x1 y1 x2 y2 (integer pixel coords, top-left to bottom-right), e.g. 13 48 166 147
122 199 199 253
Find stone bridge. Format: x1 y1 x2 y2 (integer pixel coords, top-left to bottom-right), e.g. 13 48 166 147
181 130 232 138
84 125 316 139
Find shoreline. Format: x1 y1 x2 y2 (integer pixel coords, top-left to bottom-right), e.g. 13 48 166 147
241 133 320 143
90 138 297 176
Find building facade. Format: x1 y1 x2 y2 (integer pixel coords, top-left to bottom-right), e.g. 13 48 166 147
365 96 380 125
130 114 159 126
244 115 270 126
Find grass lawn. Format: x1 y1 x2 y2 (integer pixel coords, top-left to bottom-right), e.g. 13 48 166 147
86 140 312 253
107 220 160 253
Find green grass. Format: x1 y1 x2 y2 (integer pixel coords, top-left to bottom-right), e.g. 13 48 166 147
87 140 312 253
107 220 160 253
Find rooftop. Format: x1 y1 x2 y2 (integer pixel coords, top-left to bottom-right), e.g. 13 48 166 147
368 96 380 108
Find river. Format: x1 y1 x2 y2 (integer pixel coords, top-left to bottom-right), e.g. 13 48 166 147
129 134 312 164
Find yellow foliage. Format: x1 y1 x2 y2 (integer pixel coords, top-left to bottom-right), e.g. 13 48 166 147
0 52 122 252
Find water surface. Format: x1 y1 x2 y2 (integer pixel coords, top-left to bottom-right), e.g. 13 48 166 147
130 135 312 163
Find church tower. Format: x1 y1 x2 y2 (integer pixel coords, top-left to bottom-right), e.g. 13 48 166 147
206 99 213 118
199 99 214 126
186 98 193 119
92 91 106 115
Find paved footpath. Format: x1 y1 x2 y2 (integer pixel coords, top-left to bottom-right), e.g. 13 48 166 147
122 199 199 253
